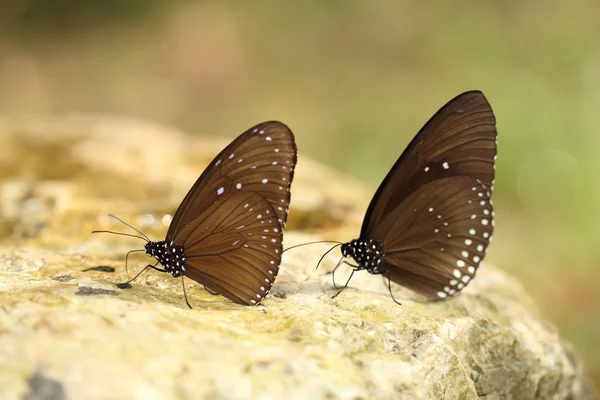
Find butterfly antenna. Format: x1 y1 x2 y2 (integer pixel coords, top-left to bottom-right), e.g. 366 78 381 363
315 243 342 270
108 214 151 242
91 230 148 241
282 240 342 254
331 269 355 299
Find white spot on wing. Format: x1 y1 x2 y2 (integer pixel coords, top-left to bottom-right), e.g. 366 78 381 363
217 187 224 195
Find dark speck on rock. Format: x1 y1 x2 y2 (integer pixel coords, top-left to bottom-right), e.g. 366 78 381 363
83 266 115 273
23 369 66 400
52 275 74 282
116 282 132 289
76 286 120 296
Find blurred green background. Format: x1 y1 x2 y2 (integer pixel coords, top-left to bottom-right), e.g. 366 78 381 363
0 0 598 391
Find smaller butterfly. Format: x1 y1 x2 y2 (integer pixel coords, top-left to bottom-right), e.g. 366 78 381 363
301 91 497 302
94 121 297 307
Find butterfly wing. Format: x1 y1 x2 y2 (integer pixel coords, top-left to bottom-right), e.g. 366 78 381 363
175 191 282 305
371 176 493 300
361 91 497 238
167 121 297 242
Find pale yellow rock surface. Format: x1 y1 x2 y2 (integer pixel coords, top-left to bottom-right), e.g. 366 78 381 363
0 116 595 400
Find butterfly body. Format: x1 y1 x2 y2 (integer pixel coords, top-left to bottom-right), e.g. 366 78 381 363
341 239 384 274
108 121 297 307
144 241 185 277
334 91 497 301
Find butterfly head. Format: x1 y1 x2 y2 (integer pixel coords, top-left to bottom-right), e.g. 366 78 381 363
341 242 355 258
144 241 157 256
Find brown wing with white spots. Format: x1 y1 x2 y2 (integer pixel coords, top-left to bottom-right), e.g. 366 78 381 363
361 91 496 238
372 177 493 300
167 121 297 242
175 192 282 305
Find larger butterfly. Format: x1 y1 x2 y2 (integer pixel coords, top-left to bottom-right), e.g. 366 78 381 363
334 90 497 301
99 121 297 307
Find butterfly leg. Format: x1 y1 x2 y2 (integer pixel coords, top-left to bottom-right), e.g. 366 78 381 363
124 249 145 279
203 286 219 295
331 256 345 289
332 260 360 288
117 262 165 287
181 275 192 309
331 269 355 299
386 271 402 306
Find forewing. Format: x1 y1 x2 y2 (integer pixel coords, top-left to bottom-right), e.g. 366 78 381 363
361 91 496 237
167 121 297 242
372 177 493 300
175 192 282 305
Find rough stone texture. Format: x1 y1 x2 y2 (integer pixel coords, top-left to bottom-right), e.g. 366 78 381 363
0 115 596 400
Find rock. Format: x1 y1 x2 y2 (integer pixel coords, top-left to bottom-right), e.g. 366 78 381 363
0 115 595 399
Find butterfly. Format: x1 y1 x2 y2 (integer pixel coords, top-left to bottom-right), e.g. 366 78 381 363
332 90 497 301
95 121 297 307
